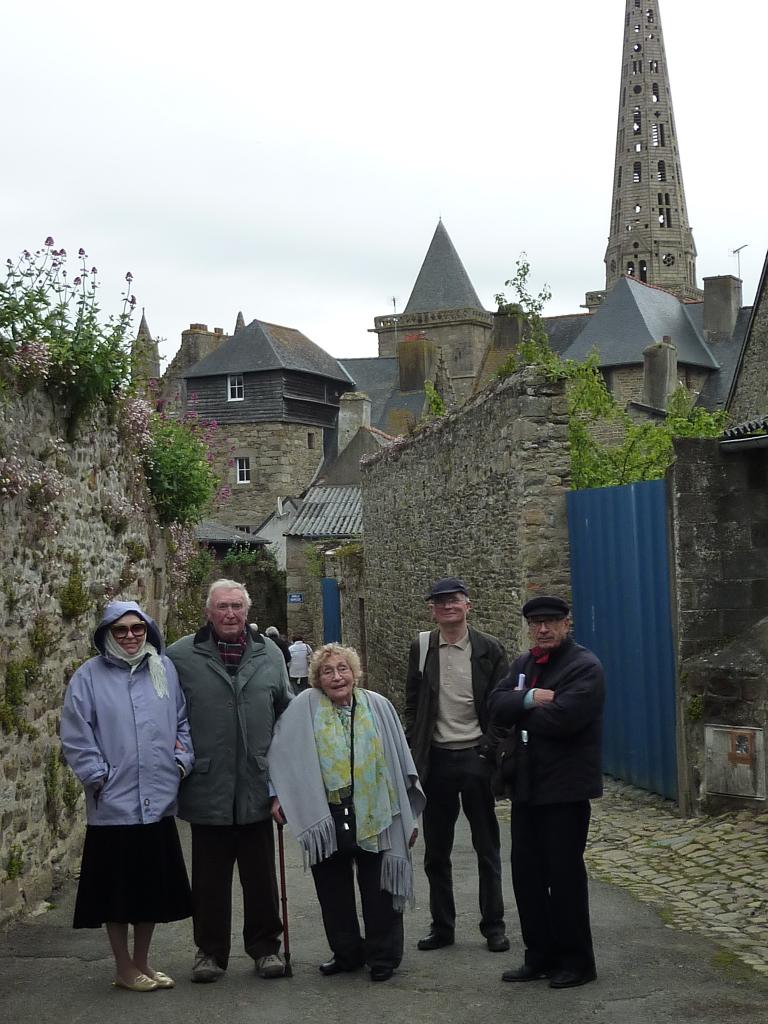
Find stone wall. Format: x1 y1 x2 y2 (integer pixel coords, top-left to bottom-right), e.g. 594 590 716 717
359 367 571 707
669 437 768 812
285 537 323 645
211 422 325 529
728 278 768 422
0 392 166 924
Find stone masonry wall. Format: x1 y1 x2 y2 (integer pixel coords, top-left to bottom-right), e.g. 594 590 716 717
669 438 768 663
360 367 571 708
0 392 166 924
728 281 768 423
212 422 325 529
669 437 768 812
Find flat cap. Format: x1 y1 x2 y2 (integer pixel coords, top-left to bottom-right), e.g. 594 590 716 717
425 577 469 601
522 595 569 619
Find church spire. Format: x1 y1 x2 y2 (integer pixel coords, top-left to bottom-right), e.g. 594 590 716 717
604 1 701 300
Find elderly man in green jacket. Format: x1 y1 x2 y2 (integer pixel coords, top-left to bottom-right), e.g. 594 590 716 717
167 579 292 983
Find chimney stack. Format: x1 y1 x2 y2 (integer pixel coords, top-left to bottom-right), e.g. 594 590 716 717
337 392 371 455
702 275 742 339
642 336 678 411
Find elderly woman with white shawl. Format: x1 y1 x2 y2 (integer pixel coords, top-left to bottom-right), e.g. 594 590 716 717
268 643 425 982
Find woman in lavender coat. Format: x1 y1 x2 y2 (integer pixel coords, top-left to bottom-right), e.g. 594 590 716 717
60 601 194 992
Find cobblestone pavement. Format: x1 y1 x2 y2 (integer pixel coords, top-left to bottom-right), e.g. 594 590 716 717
586 780 768 978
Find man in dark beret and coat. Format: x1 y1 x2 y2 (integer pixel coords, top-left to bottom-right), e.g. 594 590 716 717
488 596 605 990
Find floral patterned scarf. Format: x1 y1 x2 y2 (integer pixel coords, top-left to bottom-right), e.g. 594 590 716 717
313 688 397 850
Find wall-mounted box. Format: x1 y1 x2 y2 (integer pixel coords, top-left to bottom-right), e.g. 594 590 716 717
704 725 766 800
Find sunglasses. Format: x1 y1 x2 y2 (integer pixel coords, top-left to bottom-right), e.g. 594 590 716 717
111 623 147 639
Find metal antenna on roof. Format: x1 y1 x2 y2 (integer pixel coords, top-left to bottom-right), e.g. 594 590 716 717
731 244 748 280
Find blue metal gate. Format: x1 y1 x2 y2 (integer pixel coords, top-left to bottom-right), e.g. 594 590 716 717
567 479 677 799
321 577 342 643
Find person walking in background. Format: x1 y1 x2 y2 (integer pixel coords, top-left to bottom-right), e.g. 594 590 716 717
167 579 292 983
405 577 510 953
288 634 313 693
265 626 291 667
488 596 605 990
60 600 193 993
269 643 425 982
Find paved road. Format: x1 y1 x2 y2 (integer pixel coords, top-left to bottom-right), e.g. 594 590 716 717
1 801 766 1024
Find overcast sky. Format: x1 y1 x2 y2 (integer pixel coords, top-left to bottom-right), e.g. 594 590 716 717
2 1 765 368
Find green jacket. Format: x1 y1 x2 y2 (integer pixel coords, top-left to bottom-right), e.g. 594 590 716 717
167 625 292 826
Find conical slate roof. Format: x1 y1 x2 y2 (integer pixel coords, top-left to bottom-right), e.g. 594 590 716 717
136 309 152 341
184 318 353 384
404 221 484 314
562 277 718 370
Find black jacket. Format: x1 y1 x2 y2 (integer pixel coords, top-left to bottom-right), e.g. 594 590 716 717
404 626 509 784
487 637 604 805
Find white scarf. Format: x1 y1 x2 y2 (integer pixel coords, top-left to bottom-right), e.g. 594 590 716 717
104 634 169 699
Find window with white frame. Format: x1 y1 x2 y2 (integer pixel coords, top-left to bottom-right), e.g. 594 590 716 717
236 457 251 484
228 375 244 401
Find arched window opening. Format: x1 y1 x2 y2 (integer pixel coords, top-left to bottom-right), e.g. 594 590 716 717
617 166 623 188
627 261 636 277
633 162 642 183
652 82 659 102
659 123 666 146
633 108 642 134
657 160 666 181
649 59 658 73
634 204 642 213
651 122 659 146
639 260 648 282
646 8 655 22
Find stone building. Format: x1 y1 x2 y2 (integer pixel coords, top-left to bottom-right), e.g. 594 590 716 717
181 317 355 529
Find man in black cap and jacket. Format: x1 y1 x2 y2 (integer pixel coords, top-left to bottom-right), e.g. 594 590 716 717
405 577 510 953
488 595 604 990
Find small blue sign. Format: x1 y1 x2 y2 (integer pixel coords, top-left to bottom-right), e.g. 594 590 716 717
288 592 304 604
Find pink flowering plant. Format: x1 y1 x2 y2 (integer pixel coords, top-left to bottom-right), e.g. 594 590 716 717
0 239 135 434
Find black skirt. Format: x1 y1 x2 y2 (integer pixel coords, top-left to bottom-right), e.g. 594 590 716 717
73 816 192 928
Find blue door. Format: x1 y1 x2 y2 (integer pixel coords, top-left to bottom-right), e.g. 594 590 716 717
567 479 677 799
322 577 342 643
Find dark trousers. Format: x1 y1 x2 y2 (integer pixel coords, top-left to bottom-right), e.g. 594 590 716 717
511 801 595 974
311 848 404 970
190 821 282 969
422 746 505 938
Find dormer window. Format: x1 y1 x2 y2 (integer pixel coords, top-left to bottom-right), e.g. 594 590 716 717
228 375 244 401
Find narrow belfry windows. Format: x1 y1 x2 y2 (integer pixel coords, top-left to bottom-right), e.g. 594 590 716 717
633 161 642 183
649 59 658 73
651 123 659 147
632 59 642 73
659 124 666 146
646 8 655 23
657 160 667 181
634 23 641 33
633 108 642 134
617 166 623 189
652 82 659 103
639 260 648 282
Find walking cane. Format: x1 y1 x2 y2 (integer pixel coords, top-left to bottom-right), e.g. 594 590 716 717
277 822 293 977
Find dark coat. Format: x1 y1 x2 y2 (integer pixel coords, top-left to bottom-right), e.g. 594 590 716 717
487 637 604 805
404 626 509 784
168 625 292 825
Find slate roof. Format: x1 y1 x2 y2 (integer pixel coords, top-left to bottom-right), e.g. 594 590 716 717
286 485 362 539
542 312 591 357
194 520 267 545
723 415 768 439
403 221 484 314
339 357 424 433
562 277 719 370
696 306 752 410
184 319 353 384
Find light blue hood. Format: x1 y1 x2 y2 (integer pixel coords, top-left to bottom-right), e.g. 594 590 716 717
93 600 163 655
